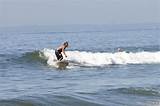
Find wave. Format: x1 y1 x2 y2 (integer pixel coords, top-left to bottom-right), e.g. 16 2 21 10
7 48 159 69
20 51 46 63
110 87 160 96
0 94 104 106
1 87 160 106
1 51 48 69
40 48 160 67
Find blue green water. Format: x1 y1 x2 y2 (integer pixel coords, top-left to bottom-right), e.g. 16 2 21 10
0 24 160 106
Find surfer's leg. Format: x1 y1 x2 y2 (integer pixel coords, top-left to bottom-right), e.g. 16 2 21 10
55 50 61 60
55 50 63 61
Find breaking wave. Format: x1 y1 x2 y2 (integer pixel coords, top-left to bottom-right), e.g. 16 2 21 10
40 48 160 67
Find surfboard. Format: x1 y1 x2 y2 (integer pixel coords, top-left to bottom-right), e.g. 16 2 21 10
56 60 69 69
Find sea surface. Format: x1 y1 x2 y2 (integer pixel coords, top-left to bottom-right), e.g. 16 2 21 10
0 24 160 106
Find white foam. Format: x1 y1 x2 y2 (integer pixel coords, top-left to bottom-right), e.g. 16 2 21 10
40 48 160 67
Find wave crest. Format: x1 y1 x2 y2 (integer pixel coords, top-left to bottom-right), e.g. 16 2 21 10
40 48 160 67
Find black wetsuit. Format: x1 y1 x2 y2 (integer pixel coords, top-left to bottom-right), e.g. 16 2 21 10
55 49 63 61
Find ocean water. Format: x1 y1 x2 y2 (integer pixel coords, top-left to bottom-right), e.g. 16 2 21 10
0 24 160 106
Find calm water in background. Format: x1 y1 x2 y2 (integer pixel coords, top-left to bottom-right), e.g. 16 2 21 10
0 24 160 106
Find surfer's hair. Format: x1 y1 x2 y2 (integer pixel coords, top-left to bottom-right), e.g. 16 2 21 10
63 41 68 47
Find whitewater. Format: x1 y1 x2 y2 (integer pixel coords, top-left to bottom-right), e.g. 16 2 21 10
40 48 160 67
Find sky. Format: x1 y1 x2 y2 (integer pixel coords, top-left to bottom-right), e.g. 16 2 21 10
0 0 159 27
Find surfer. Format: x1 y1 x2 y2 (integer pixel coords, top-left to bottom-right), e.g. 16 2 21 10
55 41 69 61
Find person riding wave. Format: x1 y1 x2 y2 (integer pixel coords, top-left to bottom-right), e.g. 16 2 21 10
55 41 69 61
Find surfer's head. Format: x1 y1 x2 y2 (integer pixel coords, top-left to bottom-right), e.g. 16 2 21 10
63 41 68 47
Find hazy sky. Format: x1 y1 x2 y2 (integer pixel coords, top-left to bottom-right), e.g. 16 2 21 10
0 0 159 27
